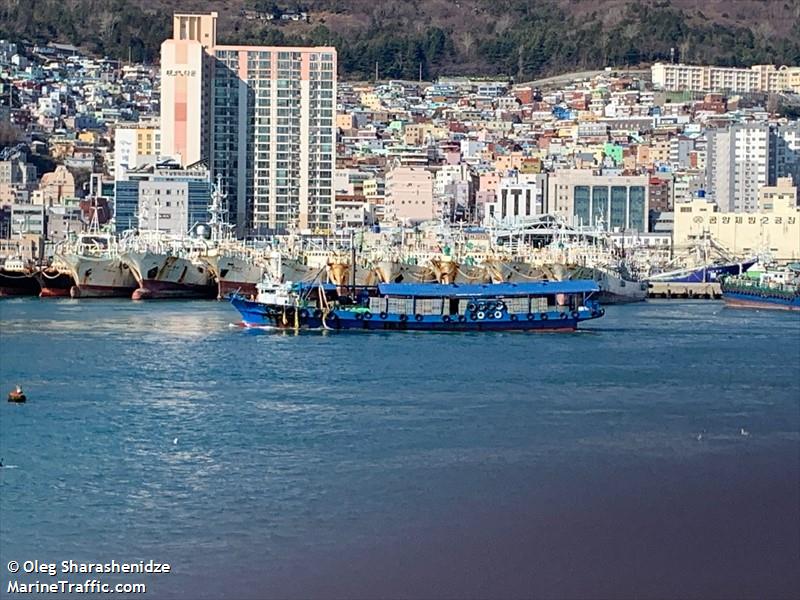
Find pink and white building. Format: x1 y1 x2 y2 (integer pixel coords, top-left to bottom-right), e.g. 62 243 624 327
160 13 337 235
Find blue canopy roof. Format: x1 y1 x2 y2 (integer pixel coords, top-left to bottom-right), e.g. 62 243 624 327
376 281 600 298
292 282 338 292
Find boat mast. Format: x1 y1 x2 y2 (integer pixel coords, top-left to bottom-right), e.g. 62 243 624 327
350 228 356 295
208 173 228 243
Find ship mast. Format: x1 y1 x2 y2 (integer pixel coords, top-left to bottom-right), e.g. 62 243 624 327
88 198 100 234
208 173 229 243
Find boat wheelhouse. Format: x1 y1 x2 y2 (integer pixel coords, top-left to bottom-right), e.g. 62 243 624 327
230 280 604 331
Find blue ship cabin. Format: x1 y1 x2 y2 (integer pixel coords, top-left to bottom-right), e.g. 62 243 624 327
371 281 601 319
375 281 600 297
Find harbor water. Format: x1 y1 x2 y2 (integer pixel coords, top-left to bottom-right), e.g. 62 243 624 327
1 299 798 598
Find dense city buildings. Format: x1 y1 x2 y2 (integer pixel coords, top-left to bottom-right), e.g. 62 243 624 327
706 123 800 213
548 171 649 232
706 123 770 213
484 173 548 225
384 166 435 224
114 162 211 235
0 28 798 261
113 125 161 181
652 63 800 94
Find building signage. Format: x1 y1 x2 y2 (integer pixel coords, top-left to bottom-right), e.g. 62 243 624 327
164 69 197 77
693 215 796 225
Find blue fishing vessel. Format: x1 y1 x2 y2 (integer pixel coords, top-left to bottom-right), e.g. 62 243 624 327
647 258 757 284
229 280 604 331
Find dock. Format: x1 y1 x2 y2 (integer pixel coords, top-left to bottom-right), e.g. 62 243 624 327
647 282 722 299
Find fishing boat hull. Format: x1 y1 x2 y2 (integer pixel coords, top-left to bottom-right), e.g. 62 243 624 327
231 296 602 331
397 263 438 283
122 251 217 300
453 263 490 284
373 260 404 284
490 261 549 284
280 258 321 283
596 275 648 304
721 289 800 311
649 259 757 283
554 264 646 304
205 254 264 299
36 269 74 297
56 254 138 298
0 269 40 296
326 262 383 287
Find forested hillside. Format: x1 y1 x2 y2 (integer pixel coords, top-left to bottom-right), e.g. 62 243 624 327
2 0 799 80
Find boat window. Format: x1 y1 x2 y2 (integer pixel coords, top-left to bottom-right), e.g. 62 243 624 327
449 298 459 315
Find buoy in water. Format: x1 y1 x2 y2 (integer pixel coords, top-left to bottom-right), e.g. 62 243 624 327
8 385 26 403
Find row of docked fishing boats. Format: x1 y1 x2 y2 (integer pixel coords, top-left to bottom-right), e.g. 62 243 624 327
0 229 650 303
2 212 779 306
0 233 212 299
0 233 214 299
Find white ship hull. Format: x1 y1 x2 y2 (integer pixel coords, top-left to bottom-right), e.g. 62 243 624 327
205 254 265 299
453 263 491 284
396 262 438 283
280 258 324 283
56 254 138 298
326 262 386 287
122 251 217 300
373 260 404 284
553 264 647 304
